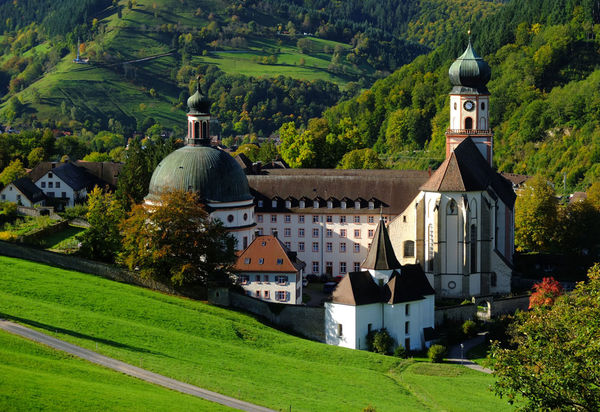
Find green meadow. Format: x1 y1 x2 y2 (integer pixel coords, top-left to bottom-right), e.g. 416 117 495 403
0 256 512 411
0 330 231 411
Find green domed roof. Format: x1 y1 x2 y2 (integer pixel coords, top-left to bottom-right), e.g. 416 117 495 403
145 146 253 203
448 40 491 94
187 77 211 114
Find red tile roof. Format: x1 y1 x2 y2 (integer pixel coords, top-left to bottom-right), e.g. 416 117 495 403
234 235 304 273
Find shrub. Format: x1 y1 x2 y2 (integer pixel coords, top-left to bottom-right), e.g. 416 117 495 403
393 345 407 358
462 320 478 338
363 405 376 412
428 344 446 363
372 328 394 355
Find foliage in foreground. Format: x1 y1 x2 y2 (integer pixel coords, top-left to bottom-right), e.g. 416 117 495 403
119 190 236 287
428 344 446 363
490 264 600 411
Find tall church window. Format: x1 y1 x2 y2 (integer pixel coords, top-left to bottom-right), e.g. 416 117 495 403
446 199 457 215
465 117 473 129
427 224 434 271
470 224 477 273
403 240 415 257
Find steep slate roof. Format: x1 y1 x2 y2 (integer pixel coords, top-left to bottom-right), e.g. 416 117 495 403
420 138 516 208
50 162 107 191
384 265 436 304
10 177 46 203
362 217 401 270
331 271 383 306
235 235 305 273
247 169 430 214
29 161 120 187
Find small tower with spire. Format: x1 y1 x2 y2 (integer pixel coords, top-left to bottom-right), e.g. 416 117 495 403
186 76 212 146
446 31 493 165
361 216 401 284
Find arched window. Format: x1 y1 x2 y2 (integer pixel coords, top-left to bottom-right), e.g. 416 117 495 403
193 121 199 139
202 121 208 138
453 102 457 110
465 117 473 130
446 199 457 215
403 240 415 257
470 224 477 273
428 224 434 272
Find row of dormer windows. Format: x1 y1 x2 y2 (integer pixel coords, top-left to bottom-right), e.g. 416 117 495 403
256 214 387 224
257 198 379 210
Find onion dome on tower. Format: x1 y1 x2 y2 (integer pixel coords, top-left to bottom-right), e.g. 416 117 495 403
448 34 491 95
187 76 212 115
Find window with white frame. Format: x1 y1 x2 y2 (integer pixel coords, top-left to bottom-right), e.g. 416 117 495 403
354 215 360 223
284 215 291 223
312 261 319 274
299 200 305 208
298 215 305 223
299 242 305 252
368 216 374 223
353 262 360 272
276 275 288 284
271 215 277 223
284 228 291 237
312 215 319 223
285 200 291 208
340 216 347 224
326 242 332 252
275 291 287 301
298 228 305 237
272 199 277 208
257 214 263 223
258 200 264 207
326 229 332 237
354 229 361 238
284 242 291 249
368 201 374 209
339 262 347 274
354 243 360 253
341 201 346 209
327 201 333 208
313 200 319 208
340 229 346 237
326 215 332 223
312 242 319 252
312 228 319 237
244 258 251 264
368 229 374 238
340 242 346 252
354 201 360 209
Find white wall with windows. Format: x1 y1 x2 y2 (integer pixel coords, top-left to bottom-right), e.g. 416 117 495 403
34 172 79 207
237 271 302 305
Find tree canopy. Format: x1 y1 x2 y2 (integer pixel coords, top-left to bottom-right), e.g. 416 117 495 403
491 264 600 411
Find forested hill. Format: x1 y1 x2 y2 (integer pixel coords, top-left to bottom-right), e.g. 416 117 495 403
0 0 502 138
279 0 600 193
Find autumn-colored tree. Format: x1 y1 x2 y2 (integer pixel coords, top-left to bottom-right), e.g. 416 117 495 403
119 190 236 287
528 277 563 309
78 187 125 262
491 264 600 411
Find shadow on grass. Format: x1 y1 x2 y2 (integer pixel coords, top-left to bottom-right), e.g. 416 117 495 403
0 313 170 358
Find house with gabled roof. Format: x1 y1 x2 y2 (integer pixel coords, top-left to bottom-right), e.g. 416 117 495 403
325 217 435 351
33 162 107 207
234 235 306 304
0 177 46 207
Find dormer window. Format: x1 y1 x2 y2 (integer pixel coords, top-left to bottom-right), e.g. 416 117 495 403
354 201 360 209
299 200 305 208
368 201 374 210
313 200 319 208
258 200 264 207
48 172 53 178
341 201 346 209
272 199 277 208
285 200 291 208
327 201 333 209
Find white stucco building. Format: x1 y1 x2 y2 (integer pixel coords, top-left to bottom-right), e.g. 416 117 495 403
0 177 46 207
325 218 435 351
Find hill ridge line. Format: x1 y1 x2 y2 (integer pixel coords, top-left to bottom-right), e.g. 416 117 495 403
0 319 274 412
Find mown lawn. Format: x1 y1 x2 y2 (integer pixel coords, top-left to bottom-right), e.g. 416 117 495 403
37 224 87 252
0 330 231 411
0 256 512 411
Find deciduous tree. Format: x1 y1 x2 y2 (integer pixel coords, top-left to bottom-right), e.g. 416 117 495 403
491 264 600 411
0 159 26 186
119 190 236 287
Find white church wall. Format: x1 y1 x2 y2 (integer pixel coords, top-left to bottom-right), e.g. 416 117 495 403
440 274 464 298
325 302 357 349
355 304 384 350
469 273 481 296
388 195 421 266
490 252 512 295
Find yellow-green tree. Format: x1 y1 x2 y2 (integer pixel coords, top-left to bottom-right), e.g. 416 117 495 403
0 159 26 186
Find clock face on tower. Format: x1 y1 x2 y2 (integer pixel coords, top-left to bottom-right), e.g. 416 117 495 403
463 100 475 111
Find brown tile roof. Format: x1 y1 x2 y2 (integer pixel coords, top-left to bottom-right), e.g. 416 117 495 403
420 138 516 208
384 265 435 304
331 271 382 305
362 218 401 270
500 172 530 187
247 169 429 215
234 235 304 273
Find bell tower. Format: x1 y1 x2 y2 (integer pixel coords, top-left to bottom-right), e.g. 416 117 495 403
446 33 493 165
186 75 212 146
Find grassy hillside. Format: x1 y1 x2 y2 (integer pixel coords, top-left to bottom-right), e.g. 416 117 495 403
0 330 231 411
0 256 513 411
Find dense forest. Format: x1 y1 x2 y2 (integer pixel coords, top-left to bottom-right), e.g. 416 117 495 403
278 0 600 192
